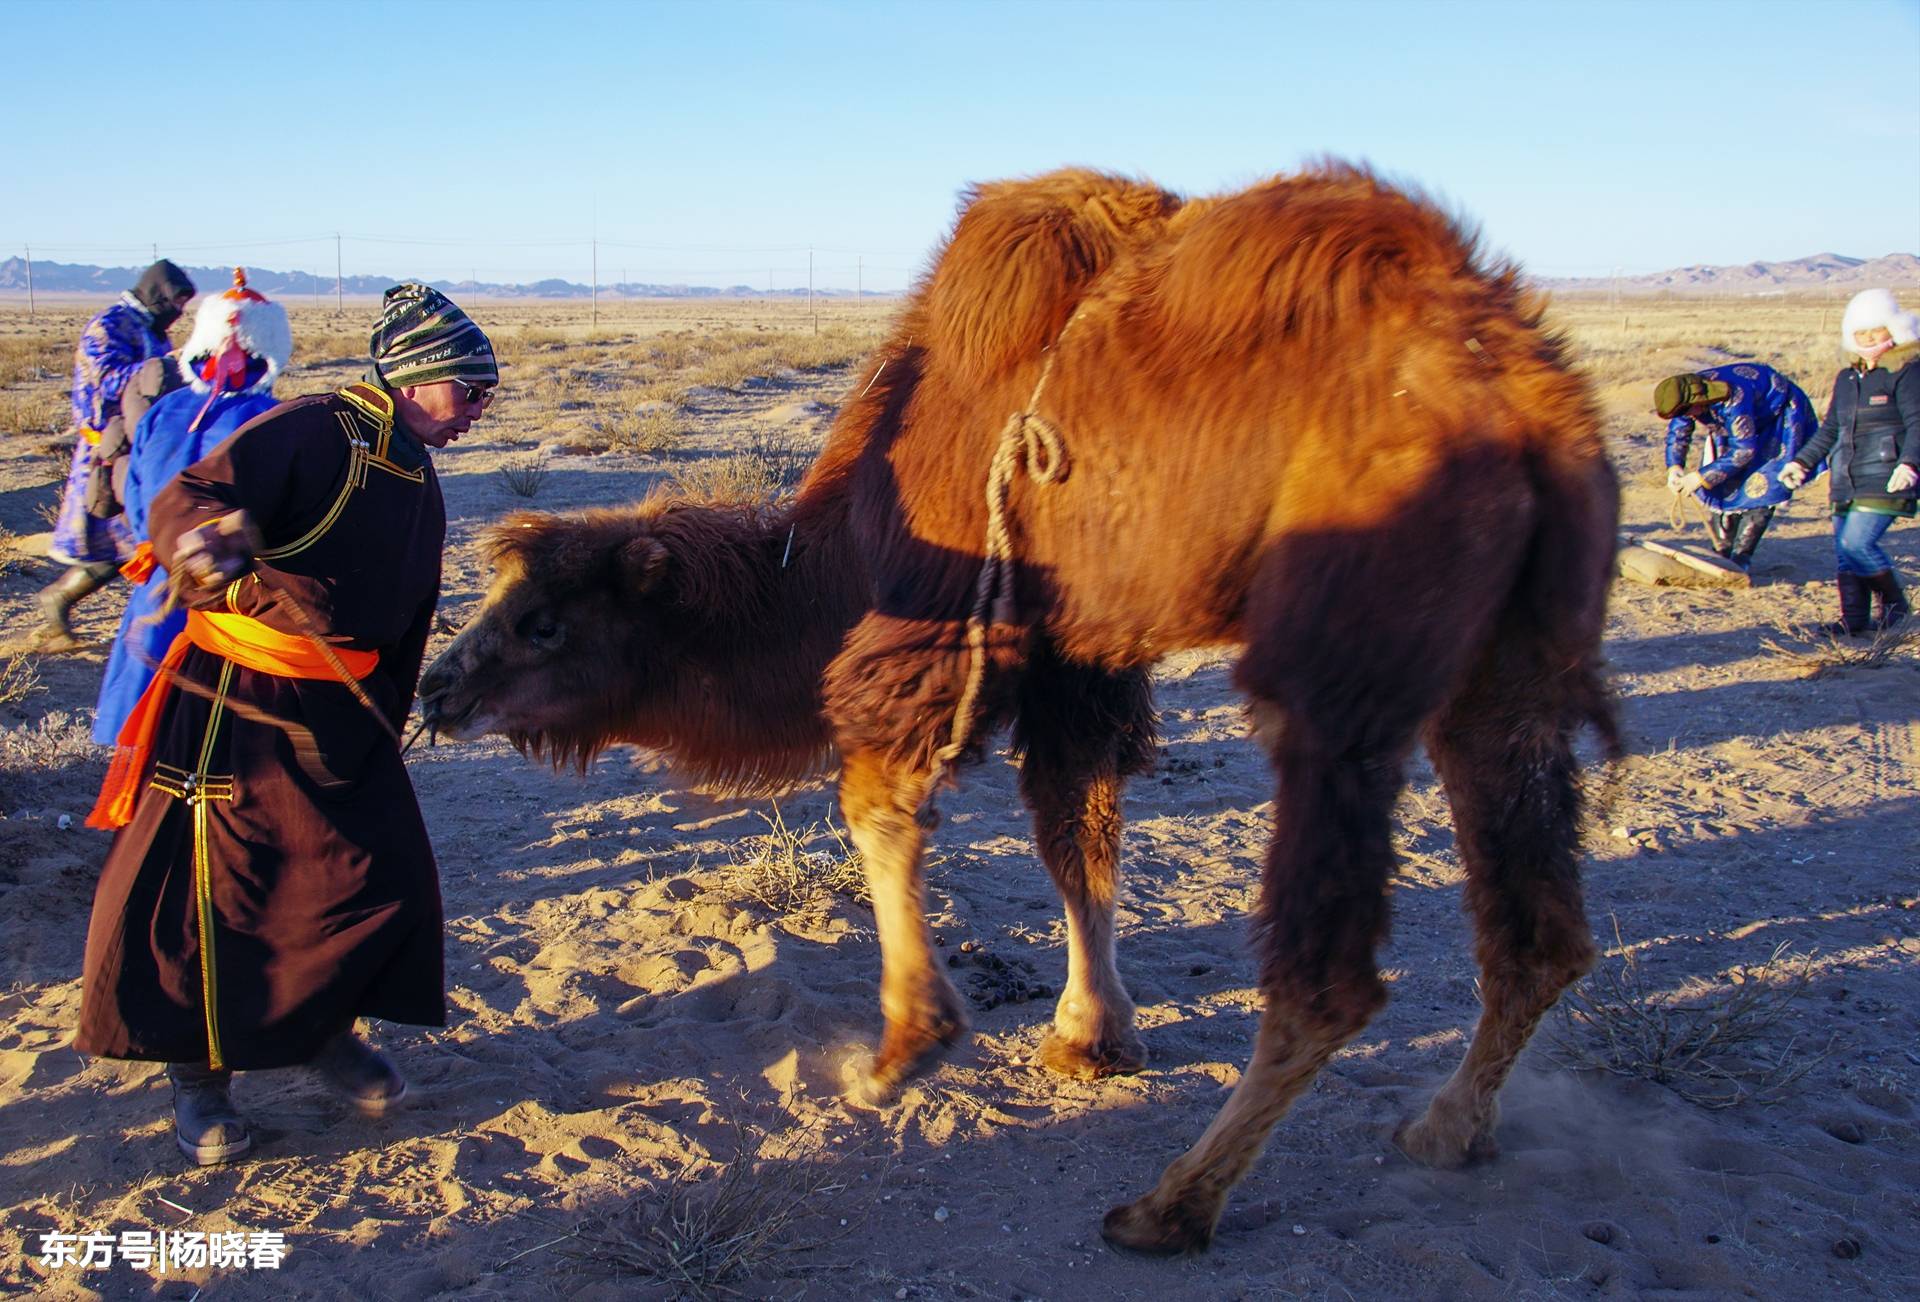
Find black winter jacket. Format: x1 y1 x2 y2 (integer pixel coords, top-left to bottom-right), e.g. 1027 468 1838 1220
1793 343 1920 507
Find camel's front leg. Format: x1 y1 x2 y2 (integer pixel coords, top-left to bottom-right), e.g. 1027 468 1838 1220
1016 659 1155 1078
839 747 968 1103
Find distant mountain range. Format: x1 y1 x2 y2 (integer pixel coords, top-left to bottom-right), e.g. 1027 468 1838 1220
1536 252 1920 295
2 252 1915 301
0 257 879 300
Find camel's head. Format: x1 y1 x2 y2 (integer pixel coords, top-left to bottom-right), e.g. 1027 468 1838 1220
418 508 685 766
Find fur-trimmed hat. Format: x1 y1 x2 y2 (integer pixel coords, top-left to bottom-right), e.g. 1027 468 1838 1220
180 268 292 396
1654 372 1732 419
1840 288 1903 356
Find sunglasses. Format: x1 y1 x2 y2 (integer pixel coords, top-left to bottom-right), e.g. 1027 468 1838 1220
445 378 496 408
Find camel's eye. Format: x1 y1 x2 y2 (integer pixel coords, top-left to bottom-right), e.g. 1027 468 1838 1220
516 610 564 649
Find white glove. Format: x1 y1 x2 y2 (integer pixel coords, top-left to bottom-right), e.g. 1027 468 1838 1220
1777 462 1808 491
1666 466 1687 493
1888 464 1919 494
1677 471 1704 496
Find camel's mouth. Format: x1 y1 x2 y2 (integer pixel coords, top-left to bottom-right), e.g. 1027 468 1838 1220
419 691 489 741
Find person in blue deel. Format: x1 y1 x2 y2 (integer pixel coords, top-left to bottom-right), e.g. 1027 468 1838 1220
92 269 290 743
1654 363 1818 571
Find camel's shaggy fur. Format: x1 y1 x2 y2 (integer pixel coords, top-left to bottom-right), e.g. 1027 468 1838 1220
420 162 1621 1253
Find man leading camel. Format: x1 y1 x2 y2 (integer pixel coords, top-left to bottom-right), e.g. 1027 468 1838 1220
76 282 497 1165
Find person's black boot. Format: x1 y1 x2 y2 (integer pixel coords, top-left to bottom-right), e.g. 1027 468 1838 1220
1706 511 1735 558
1823 572 1872 637
1862 570 1909 630
311 1028 408 1114
167 1064 251 1165
34 561 119 651
1729 507 1774 572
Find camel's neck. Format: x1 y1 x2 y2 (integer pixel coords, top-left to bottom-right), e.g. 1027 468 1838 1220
636 488 868 793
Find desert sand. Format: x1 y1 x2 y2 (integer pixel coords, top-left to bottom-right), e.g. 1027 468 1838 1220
1 297 1914 1299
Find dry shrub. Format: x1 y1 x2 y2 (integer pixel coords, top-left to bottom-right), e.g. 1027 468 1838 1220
672 451 793 506
0 655 41 711
1761 620 1918 678
511 324 569 354
558 1102 867 1298
0 335 69 387
0 390 70 438
598 406 687 454
1551 920 1831 1109
727 803 868 914
689 346 784 391
496 455 549 498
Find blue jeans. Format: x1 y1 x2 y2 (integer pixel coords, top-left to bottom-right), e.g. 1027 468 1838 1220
1833 508 1900 575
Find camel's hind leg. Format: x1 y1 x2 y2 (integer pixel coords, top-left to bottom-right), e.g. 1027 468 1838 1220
1395 646 1597 1169
1014 658 1157 1078
838 747 969 1104
1102 705 1407 1254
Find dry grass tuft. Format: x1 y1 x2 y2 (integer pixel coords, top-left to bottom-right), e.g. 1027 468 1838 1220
727 803 869 913
597 406 688 454
558 1101 867 1298
496 455 549 498
0 335 69 387
0 655 42 711
1550 919 1831 1109
0 390 71 438
1761 620 1918 678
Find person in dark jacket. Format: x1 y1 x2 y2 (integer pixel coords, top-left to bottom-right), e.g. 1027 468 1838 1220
1779 290 1920 634
1654 364 1817 570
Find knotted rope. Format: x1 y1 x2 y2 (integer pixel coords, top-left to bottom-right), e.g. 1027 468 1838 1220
916 319 1079 821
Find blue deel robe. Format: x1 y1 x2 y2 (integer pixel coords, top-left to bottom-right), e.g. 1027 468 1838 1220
92 386 280 744
1664 363 1819 512
51 295 170 566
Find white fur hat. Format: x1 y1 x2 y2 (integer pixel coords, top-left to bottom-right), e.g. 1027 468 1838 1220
1839 287 1902 356
180 268 292 394
1891 310 1920 346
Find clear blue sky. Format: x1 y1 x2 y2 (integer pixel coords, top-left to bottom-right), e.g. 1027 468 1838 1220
4 0 1916 291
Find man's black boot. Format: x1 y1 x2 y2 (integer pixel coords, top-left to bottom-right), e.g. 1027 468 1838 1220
311 1028 408 1114
167 1063 251 1165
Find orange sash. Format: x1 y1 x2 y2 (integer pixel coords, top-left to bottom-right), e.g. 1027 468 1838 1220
120 541 158 584
87 609 379 829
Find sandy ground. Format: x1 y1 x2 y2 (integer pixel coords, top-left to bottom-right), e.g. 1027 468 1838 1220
1 310 1916 1300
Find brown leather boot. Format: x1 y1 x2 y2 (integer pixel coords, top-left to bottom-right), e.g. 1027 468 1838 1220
167 1063 251 1165
34 561 119 651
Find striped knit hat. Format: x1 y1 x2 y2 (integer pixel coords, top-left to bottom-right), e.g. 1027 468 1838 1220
369 282 498 388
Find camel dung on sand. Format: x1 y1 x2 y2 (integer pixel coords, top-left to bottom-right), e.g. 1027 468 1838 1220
419 162 1621 1254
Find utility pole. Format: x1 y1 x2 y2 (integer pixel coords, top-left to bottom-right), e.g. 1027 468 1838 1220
591 236 598 329
334 233 343 315
24 244 34 319
152 242 158 263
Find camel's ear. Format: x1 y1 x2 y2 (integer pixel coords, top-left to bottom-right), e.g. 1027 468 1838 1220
617 536 670 597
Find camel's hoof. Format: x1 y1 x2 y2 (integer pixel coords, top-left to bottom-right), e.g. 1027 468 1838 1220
1100 1195 1214 1256
1393 1111 1499 1170
846 1018 967 1107
1037 1029 1148 1080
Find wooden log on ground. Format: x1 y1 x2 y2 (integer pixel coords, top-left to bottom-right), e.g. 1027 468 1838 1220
1616 537 1751 589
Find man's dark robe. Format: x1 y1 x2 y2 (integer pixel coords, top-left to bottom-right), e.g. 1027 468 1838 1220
77 383 447 1070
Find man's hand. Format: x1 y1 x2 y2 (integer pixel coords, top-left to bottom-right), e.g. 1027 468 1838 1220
1677 470 1704 496
172 510 262 589
1778 461 1809 491
1666 465 1688 493
1888 464 1919 494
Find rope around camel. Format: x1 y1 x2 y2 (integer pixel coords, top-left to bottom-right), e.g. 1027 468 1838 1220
916 316 1079 821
